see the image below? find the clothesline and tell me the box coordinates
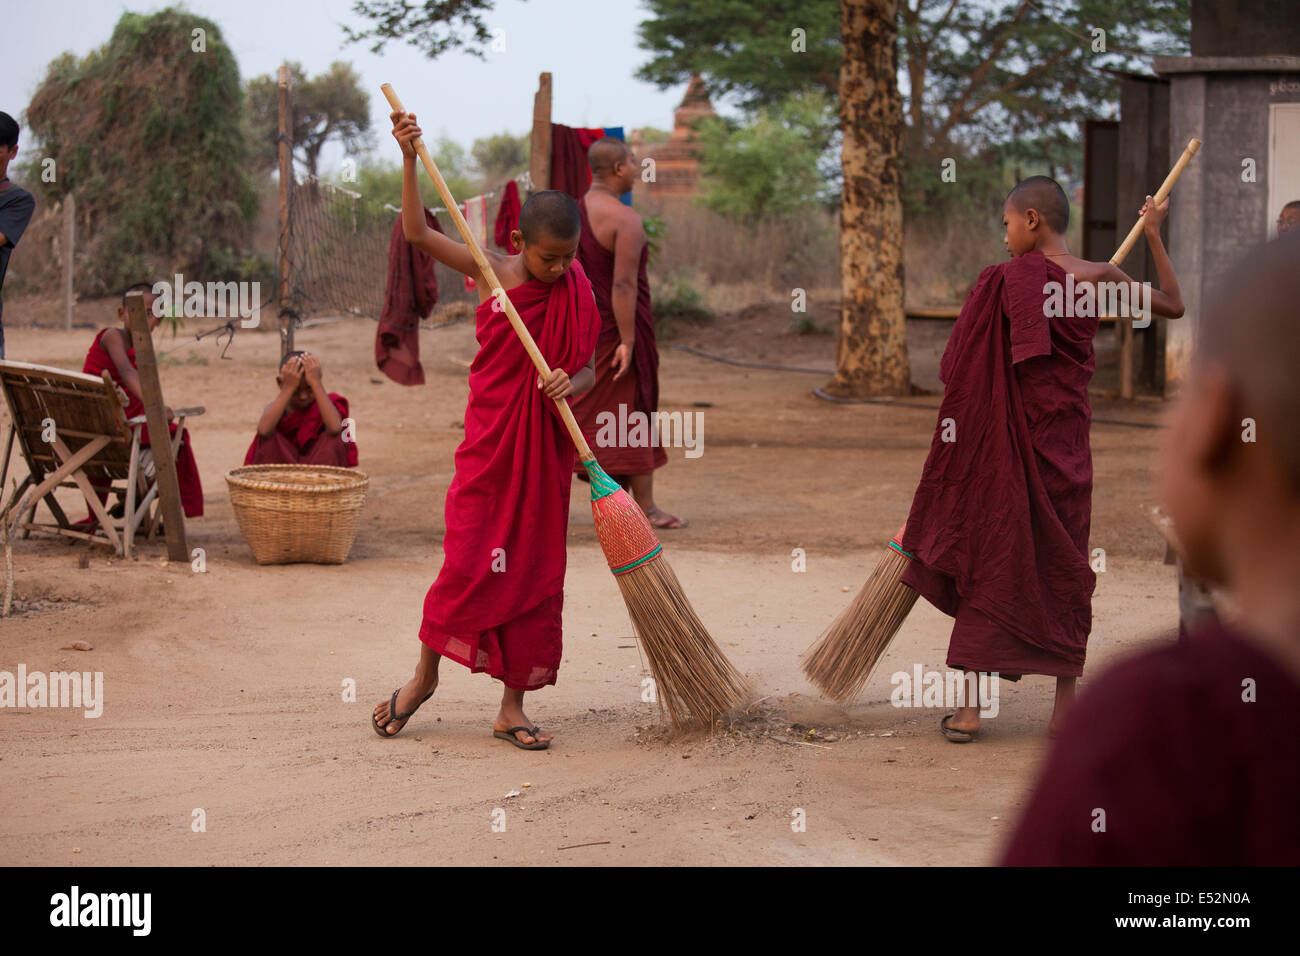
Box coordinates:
[383,169,533,216]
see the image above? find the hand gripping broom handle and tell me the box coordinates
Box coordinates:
[1109,137,1201,267]
[382,83,598,463]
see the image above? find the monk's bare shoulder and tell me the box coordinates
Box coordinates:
[611,203,646,245]
[1063,257,1118,284]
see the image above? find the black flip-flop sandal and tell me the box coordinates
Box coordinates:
[372,688,434,738]
[493,725,549,750]
[940,713,977,743]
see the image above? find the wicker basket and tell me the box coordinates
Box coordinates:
[225,465,369,565]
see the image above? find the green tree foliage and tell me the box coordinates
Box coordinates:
[637,126,673,145]
[341,131,480,208]
[637,0,841,108]
[635,0,1189,214]
[343,0,499,57]
[471,131,528,188]
[23,7,259,295]
[246,61,373,179]
[693,91,838,222]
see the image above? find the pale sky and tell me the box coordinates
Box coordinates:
[1,0,717,175]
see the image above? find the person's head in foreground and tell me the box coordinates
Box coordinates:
[1161,231,1300,614]
[278,350,320,410]
[0,111,20,178]
[1276,199,1300,236]
[117,281,162,333]
[587,136,637,195]
[1002,175,1070,257]
[999,231,1300,866]
[509,190,581,285]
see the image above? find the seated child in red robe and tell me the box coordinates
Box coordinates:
[79,282,204,525]
[244,351,357,467]
[371,108,599,751]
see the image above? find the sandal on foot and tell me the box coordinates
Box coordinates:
[646,509,689,530]
[493,725,549,750]
[372,688,434,738]
[941,713,977,743]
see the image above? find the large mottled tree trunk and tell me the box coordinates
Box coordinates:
[824,0,909,398]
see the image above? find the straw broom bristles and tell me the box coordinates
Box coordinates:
[587,462,749,728]
[613,550,751,728]
[802,544,919,703]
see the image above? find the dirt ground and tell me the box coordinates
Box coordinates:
[0,296,1178,866]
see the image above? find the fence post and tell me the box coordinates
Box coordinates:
[530,72,552,193]
[63,193,75,330]
[277,64,294,358]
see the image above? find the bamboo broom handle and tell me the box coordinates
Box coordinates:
[381,83,597,462]
[1110,137,1201,266]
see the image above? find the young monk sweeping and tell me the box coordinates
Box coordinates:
[78,282,204,526]
[371,109,599,749]
[244,351,357,467]
[1002,231,1300,865]
[899,176,1184,742]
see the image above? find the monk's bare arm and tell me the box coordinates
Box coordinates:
[611,211,645,344]
[540,353,596,402]
[1138,195,1184,318]
[103,330,145,407]
[569,352,596,398]
[393,110,483,282]
[104,329,173,423]
[257,360,299,438]
[302,356,344,435]
[399,156,485,280]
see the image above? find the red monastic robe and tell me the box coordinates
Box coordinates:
[419,261,600,690]
[900,250,1096,677]
[243,393,357,467]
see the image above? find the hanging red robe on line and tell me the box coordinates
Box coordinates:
[493,179,522,253]
[376,210,442,387]
[82,328,204,518]
[900,250,1097,677]
[419,260,600,690]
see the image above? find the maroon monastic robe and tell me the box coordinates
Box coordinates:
[1002,620,1300,865]
[568,195,667,477]
[901,250,1096,677]
[376,211,442,386]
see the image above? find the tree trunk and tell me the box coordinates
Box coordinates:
[823,0,909,399]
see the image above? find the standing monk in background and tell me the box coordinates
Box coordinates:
[570,137,686,529]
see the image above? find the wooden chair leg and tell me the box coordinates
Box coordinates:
[0,424,14,493]
[48,436,120,554]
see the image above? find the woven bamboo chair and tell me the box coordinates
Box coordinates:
[0,359,203,557]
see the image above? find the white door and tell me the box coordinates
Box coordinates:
[1267,103,1300,238]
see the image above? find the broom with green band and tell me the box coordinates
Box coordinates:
[381,83,748,729]
[803,139,1203,703]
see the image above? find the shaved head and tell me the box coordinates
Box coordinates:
[1007,176,1070,235]
[588,136,631,176]
[1198,230,1300,489]
[518,189,581,244]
